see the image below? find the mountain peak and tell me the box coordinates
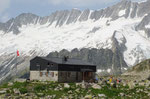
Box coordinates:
[0,0,150,83]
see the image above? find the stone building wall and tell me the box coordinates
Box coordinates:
[30,70,95,82]
[30,70,58,81]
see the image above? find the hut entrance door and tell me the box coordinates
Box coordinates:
[83,72,92,81]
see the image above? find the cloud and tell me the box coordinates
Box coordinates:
[0,0,10,14]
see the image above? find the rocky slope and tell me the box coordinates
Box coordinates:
[123,58,150,80]
[0,0,150,83]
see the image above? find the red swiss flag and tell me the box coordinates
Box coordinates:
[17,50,19,56]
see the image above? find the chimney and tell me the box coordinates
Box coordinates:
[63,56,68,62]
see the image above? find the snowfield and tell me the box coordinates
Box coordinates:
[0,16,150,66]
[1,0,150,83]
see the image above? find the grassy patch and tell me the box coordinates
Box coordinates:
[19,88,28,94]
[0,81,150,98]
[11,82,29,88]
[0,83,8,88]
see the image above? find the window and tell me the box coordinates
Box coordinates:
[48,72,51,76]
[45,71,48,77]
[51,64,54,67]
[46,63,50,71]
[36,63,41,70]
[55,73,58,76]
[67,72,71,77]
[47,63,50,68]
[40,72,43,77]
[51,72,54,77]
[36,63,40,67]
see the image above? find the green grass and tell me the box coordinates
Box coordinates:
[0,83,8,88]
[11,81,29,88]
[0,81,150,98]
[19,88,28,94]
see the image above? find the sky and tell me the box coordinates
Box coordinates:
[0,0,146,23]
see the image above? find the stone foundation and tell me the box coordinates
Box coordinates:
[30,71,58,81]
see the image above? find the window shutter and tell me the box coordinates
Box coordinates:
[46,72,48,77]
[51,72,54,77]
[40,72,43,77]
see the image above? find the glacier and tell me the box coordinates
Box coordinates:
[0,0,150,83]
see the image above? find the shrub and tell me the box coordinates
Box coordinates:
[34,84,46,92]
[19,88,28,94]
[12,82,23,88]
[6,90,10,93]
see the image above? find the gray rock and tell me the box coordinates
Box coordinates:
[136,13,150,38]
[92,84,101,89]
[13,88,20,95]
[79,9,90,22]
[90,10,104,21]
[98,94,106,97]
[120,93,125,97]
[0,90,6,94]
[66,9,81,24]
[88,27,100,33]
[8,82,13,86]
[84,95,92,99]
[64,83,70,88]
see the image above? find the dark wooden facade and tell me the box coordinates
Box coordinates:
[30,56,96,82]
[30,56,96,72]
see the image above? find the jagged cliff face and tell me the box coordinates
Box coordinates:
[0,0,150,83]
[1,0,150,34]
[47,48,128,75]
[136,13,150,37]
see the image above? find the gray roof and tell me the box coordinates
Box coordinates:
[40,57,95,66]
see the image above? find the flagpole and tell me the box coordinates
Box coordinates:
[16,50,19,76]
[16,50,17,76]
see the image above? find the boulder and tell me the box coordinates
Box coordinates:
[64,83,70,88]
[98,94,106,97]
[120,93,125,97]
[84,95,92,99]
[13,88,20,95]
[8,82,13,86]
[0,90,6,94]
[128,81,135,89]
[92,84,101,89]
[68,90,73,94]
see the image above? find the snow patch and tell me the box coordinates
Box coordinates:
[145,24,150,28]
[135,0,148,4]
[118,10,126,16]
